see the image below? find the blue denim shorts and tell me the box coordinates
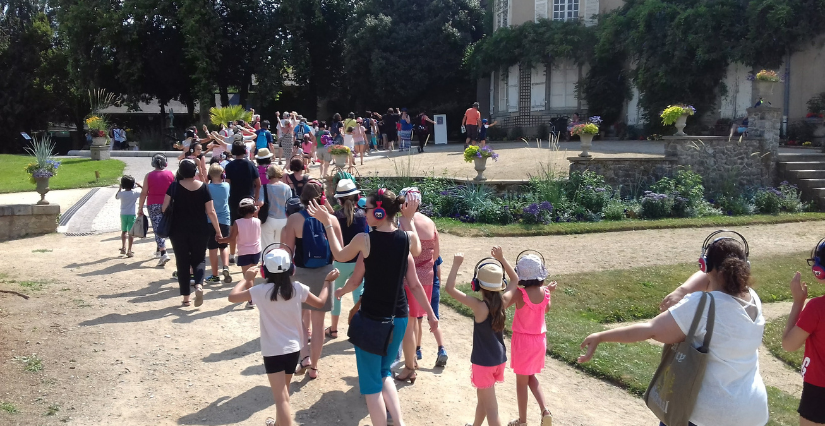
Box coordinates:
[430,284,440,319]
[237,252,261,267]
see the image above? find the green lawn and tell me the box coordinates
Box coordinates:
[440,252,813,418]
[435,213,825,237]
[764,315,805,370]
[0,155,125,193]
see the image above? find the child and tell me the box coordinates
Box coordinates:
[343,126,355,167]
[446,247,519,426]
[428,255,449,367]
[782,239,825,426]
[218,198,261,308]
[115,175,141,257]
[508,252,556,426]
[479,119,498,148]
[206,164,232,284]
[228,248,338,426]
[301,134,313,168]
[256,148,273,185]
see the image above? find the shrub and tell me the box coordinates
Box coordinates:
[522,201,554,224]
[754,188,782,215]
[716,195,753,216]
[508,126,525,140]
[640,192,673,219]
[778,181,805,213]
[566,171,613,214]
[651,169,704,217]
[603,199,627,221]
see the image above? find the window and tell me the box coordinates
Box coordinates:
[535,0,548,21]
[553,0,579,21]
[531,65,546,111]
[489,72,495,114]
[499,70,507,114]
[496,0,510,29]
[549,60,578,109]
[507,65,519,113]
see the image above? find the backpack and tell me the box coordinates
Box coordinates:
[285,173,308,215]
[298,210,332,268]
[295,124,308,140]
[256,130,269,149]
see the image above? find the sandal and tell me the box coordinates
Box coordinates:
[324,327,338,339]
[126,251,134,258]
[119,248,126,254]
[393,367,417,384]
[541,409,553,426]
[295,356,311,375]
[265,417,276,426]
[308,367,318,380]
[181,300,191,307]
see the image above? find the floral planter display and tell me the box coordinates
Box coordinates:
[579,133,594,157]
[333,154,349,166]
[674,114,689,136]
[35,177,50,205]
[473,157,488,181]
[91,136,108,146]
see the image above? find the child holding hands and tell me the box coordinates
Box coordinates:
[782,239,825,426]
[446,247,519,426]
[218,198,261,308]
[116,175,142,257]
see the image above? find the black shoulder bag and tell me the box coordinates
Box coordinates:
[156,181,177,238]
[259,184,270,224]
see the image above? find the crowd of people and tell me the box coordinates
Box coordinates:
[110,109,825,426]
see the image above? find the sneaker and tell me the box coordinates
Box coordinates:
[229,256,236,265]
[154,251,161,258]
[157,254,171,267]
[245,301,255,309]
[222,268,232,283]
[386,410,395,426]
[172,270,178,278]
[435,347,448,367]
[206,275,220,284]
[416,348,422,360]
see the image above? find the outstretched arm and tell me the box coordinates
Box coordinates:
[444,254,487,319]
[660,271,709,312]
[579,311,685,363]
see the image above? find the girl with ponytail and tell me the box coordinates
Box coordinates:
[581,231,768,426]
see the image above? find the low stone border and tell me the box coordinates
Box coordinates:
[0,204,60,241]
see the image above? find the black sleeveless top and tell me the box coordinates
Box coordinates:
[470,302,507,367]
[361,229,409,318]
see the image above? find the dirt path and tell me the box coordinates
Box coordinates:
[0,221,820,425]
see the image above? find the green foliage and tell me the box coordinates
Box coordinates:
[660,105,696,126]
[0,402,18,414]
[807,92,825,115]
[763,315,804,370]
[209,106,252,126]
[640,192,673,219]
[0,155,124,193]
[603,199,627,221]
[14,354,43,372]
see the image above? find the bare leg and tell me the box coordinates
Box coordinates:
[432,325,445,348]
[219,247,229,269]
[528,374,548,414]
[330,314,339,333]
[415,318,423,351]
[309,310,325,378]
[365,392,388,426]
[209,248,219,276]
[478,387,502,426]
[516,374,529,423]
[800,416,824,426]
[472,397,486,426]
[121,232,126,251]
[402,317,416,370]
[381,376,405,426]
[266,371,294,426]
[127,235,134,253]
[229,241,236,259]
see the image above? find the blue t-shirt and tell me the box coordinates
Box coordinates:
[433,256,443,286]
[255,129,273,150]
[208,182,231,225]
[400,118,413,131]
[294,123,312,140]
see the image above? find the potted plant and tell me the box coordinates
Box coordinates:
[24,135,60,205]
[463,145,499,181]
[329,145,351,167]
[570,117,601,157]
[753,69,780,101]
[660,104,696,136]
[86,115,110,146]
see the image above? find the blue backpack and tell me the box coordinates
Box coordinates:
[298,210,332,268]
[256,130,269,150]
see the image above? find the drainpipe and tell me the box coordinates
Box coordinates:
[783,52,791,137]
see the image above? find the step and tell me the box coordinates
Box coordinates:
[777,153,825,162]
[787,170,825,179]
[780,162,825,172]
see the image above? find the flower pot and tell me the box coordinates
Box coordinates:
[578,133,594,157]
[754,81,778,105]
[91,136,108,146]
[333,154,348,166]
[35,176,50,205]
[473,157,488,181]
[674,114,689,136]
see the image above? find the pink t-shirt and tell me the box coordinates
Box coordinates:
[146,170,175,205]
[235,217,261,256]
[258,165,269,185]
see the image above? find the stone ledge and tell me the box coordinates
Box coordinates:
[567,156,676,162]
[0,204,60,216]
[0,203,60,241]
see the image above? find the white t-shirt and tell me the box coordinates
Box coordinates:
[668,290,768,426]
[249,281,310,356]
[116,190,141,216]
[343,134,354,149]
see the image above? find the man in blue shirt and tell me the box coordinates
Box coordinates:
[254,120,274,155]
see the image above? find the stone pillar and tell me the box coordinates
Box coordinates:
[90,145,110,161]
[746,107,781,153]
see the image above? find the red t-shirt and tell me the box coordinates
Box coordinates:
[464,108,480,126]
[797,295,825,387]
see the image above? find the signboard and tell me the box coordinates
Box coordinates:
[433,114,447,145]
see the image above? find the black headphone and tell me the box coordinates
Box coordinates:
[260,243,295,278]
[515,249,546,274]
[699,230,750,273]
[807,238,825,279]
[471,257,506,292]
[373,188,387,220]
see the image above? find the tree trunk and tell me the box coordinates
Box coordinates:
[73,118,86,150]
[220,85,229,107]
[186,100,195,124]
[238,71,251,108]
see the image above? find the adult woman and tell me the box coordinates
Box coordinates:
[307,189,437,426]
[414,111,435,153]
[330,113,344,146]
[316,123,332,177]
[395,187,445,381]
[352,118,368,165]
[259,165,291,250]
[580,234,768,426]
[281,181,334,380]
[137,153,175,267]
[282,158,309,197]
[162,159,223,307]
[185,141,207,181]
[324,179,369,339]
[398,109,413,152]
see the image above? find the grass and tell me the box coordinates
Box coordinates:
[767,386,802,426]
[441,251,816,401]
[435,213,825,237]
[13,354,43,372]
[18,280,50,291]
[0,402,18,414]
[45,404,59,416]
[764,315,805,369]
[0,155,125,193]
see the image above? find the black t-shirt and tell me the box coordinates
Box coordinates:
[166,181,213,236]
[362,229,409,318]
[383,113,400,132]
[363,118,372,135]
[224,158,258,202]
[287,173,309,197]
[330,120,344,137]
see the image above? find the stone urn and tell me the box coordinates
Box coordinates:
[91,136,108,146]
[674,114,689,136]
[333,153,349,167]
[578,133,594,157]
[35,176,50,205]
[754,81,778,105]
[473,157,488,181]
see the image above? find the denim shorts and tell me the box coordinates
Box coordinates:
[430,284,440,319]
[237,251,261,267]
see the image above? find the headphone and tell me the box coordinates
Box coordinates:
[515,249,546,274]
[471,257,507,292]
[698,230,750,273]
[260,243,295,279]
[307,179,327,205]
[151,153,167,169]
[808,238,825,279]
[373,188,387,220]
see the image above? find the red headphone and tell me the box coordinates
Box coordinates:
[373,188,387,220]
[307,179,326,205]
[260,243,295,278]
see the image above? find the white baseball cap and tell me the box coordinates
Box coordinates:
[264,249,292,273]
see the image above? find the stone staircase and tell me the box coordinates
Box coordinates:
[777,152,825,209]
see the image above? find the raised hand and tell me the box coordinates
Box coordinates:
[578,333,602,363]
[400,196,420,218]
[546,281,558,293]
[790,271,808,303]
[491,246,504,262]
[325,268,341,282]
[453,253,464,265]
[306,199,333,225]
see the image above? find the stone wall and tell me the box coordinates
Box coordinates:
[0,204,60,241]
[568,157,676,197]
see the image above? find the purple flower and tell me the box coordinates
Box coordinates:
[539,201,553,212]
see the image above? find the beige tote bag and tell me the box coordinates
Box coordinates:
[644,292,716,426]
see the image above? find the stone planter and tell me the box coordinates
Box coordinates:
[90,145,110,160]
[754,80,778,104]
[333,153,348,166]
[473,157,488,181]
[578,133,595,157]
[91,136,108,146]
[35,177,50,205]
[674,114,689,136]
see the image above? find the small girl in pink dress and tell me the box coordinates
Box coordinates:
[507,251,556,426]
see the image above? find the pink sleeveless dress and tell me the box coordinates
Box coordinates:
[405,237,436,318]
[510,286,550,375]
